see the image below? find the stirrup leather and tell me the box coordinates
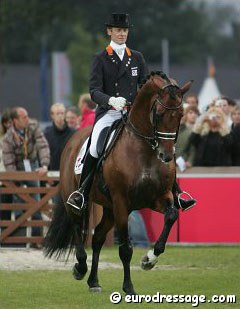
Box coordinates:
[67,190,85,211]
[177,191,196,210]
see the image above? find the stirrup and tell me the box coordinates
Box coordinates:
[67,190,85,212]
[177,191,196,211]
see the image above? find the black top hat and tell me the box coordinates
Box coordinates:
[105,13,131,28]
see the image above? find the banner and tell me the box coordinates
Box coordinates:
[52,52,72,106]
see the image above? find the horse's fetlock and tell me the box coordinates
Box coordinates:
[154,245,165,256]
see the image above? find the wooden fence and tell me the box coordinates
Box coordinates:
[0,171,113,247]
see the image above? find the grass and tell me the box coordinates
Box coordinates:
[0,246,239,309]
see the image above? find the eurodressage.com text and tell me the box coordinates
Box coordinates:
[109,292,237,307]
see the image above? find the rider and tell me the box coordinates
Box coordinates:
[67,13,196,212]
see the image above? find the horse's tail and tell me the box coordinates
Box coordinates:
[43,195,89,260]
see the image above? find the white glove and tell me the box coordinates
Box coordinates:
[108,97,126,111]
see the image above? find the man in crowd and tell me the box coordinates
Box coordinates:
[2,107,50,239]
[3,107,49,174]
[44,102,76,171]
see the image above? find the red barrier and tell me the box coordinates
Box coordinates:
[178,177,240,243]
[140,168,240,243]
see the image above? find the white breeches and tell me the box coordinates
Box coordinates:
[90,109,124,158]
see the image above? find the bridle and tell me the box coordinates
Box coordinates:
[122,82,183,151]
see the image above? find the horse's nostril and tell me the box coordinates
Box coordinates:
[159,153,173,163]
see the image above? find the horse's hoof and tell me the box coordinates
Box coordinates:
[141,250,158,271]
[89,286,102,293]
[72,263,87,280]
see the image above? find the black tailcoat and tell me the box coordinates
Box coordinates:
[89,46,148,121]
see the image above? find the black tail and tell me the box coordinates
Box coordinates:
[43,195,89,260]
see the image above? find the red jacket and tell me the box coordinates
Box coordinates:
[78,109,96,130]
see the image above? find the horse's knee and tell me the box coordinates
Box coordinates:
[119,240,133,263]
[165,206,178,225]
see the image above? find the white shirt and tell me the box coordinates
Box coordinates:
[110,40,126,61]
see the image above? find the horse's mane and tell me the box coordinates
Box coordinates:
[139,71,170,89]
[139,71,178,99]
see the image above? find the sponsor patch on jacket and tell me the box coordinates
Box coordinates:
[131,67,138,76]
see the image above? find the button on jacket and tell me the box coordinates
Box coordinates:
[89,46,148,121]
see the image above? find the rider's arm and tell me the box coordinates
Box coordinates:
[89,54,111,108]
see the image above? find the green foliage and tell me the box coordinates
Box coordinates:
[67,24,107,104]
[0,247,240,308]
[1,0,240,100]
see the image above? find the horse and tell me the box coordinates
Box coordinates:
[44,71,192,295]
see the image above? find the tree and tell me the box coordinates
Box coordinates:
[67,23,107,104]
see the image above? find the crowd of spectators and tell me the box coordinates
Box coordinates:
[0,94,96,244]
[175,94,240,170]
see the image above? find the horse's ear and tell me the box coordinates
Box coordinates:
[180,80,193,95]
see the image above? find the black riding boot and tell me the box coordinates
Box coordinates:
[172,180,196,211]
[67,152,98,212]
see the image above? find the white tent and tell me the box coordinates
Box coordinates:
[198,63,221,113]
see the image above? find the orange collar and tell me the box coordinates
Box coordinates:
[106,45,131,56]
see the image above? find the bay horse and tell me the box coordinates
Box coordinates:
[44,71,192,294]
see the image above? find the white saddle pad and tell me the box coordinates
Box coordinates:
[74,130,116,175]
[74,138,89,174]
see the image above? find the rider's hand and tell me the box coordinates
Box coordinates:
[108,97,126,111]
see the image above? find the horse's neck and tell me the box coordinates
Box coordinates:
[129,84,156,134]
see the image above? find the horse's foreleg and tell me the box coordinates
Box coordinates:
[114,202,136,295]
[119,237,135,295]
[87,207,114,292]
[141,200,178,270]
[72,224,88,280]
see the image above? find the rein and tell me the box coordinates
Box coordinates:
[122,83,183,151]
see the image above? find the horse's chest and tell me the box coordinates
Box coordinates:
[129,167,172,208]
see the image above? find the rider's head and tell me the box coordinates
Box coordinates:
[106,13,131,45]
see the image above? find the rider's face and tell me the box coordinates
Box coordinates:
[107,27,129,45]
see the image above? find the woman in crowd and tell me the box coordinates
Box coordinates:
[230,104,240,166]
[188,106,232,166]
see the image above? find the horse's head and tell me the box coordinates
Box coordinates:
[129,71,192,163]
[150,72,192,163]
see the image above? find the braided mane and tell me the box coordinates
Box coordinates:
[139,71,178,100]
[139,71,169,89]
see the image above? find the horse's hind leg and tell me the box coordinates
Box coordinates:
[141,200,178,270]
[87,207,114,292]
[72,224,88,280]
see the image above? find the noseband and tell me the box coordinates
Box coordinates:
[123,82,183,151]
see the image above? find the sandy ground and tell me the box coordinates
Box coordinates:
[0,248,123,271]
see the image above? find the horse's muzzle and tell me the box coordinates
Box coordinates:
[158,152,173,164]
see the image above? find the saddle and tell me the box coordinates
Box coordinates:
[96,117,125,168]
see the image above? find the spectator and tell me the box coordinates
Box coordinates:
[3,107,49,173]
[214,97,234,128]
[66,106,80,129]
[175,105,199,168]
[44,102,76,171]
[2,107,50,239]
[188,106,232,166]
[230,105,240,166]
[77,93,96,130]
[185,94,199,109]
